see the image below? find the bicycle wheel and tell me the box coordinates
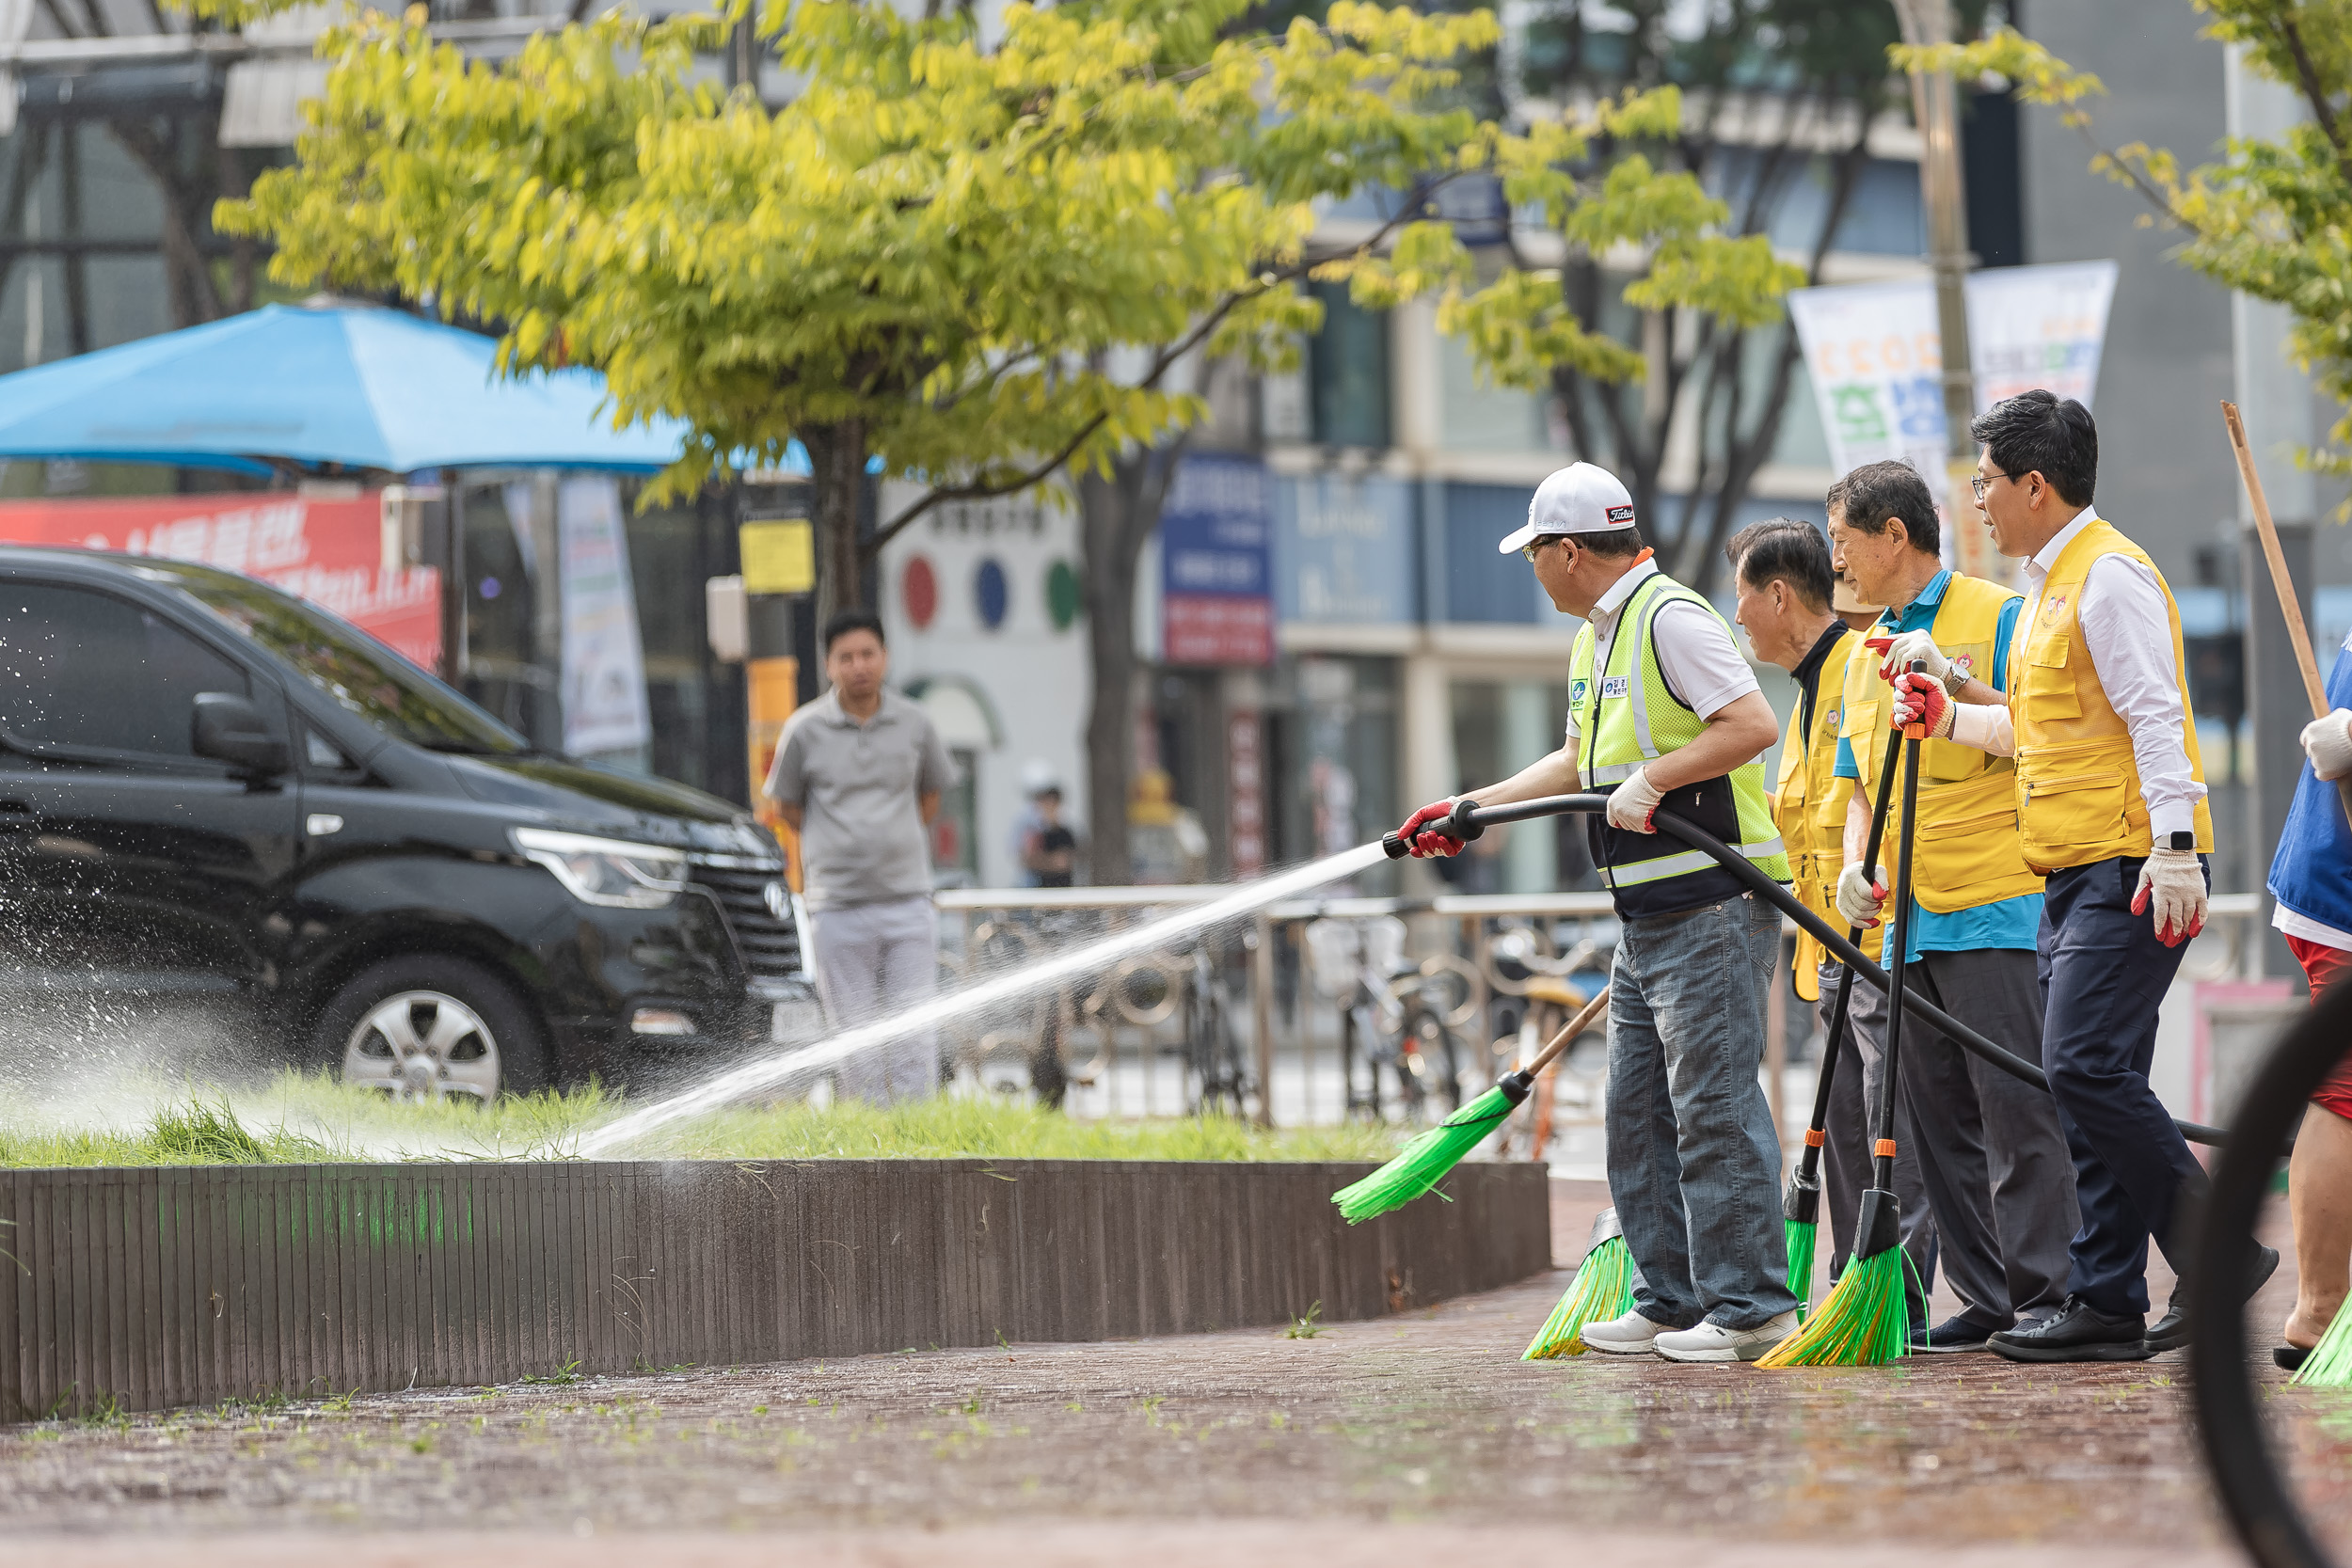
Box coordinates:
[2189,978,2352,1568]
[1404,1003,1466,1116]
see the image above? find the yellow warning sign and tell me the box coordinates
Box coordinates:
[739,519,815,595]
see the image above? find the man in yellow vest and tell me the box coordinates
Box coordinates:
[1726,515,1937,1337]
[1890,390,2278,1361]
[1396,462,1796,1362]
[1827,458,2078,1354]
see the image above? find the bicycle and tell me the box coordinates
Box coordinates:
[1306,916,1471,1124]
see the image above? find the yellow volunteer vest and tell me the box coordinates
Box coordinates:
[1772,626,1861,1000]
[1842,574,2044,913]
[2009,518,2214,872]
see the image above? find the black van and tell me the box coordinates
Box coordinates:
[0,546,813,1100]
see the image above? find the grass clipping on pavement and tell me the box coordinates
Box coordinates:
[0,1073,1405,1168]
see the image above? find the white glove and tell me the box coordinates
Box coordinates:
[1876,629,1950,688]
[2131,847,2208,948]
[1606,766,1664,833]
[2304,709,2352,782]
[1835,861,1886,928]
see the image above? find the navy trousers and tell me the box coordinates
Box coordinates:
[2037,855,2208,1317]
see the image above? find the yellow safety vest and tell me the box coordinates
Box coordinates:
[1772,626,1861,1001]
[2010,518,2214,872]
[1842,574,2044,914]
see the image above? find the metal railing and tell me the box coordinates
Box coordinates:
[930,883,2271,1138]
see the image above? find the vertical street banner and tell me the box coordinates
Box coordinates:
[0,491,441,666]
[1159,453,1275,666]
[556,476,653,757]
[1787,260,2122,507]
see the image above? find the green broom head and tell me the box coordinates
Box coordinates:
[1331,1071,1530,1224]
[2293,1291,2352,1387]
[1524,1208,1636,1359]
[1782,1164,1821,1320]
[1755,1187,1911,1370]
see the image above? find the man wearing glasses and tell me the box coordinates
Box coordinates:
[1393,462,1798,1363]
[1888,388,2277,1361]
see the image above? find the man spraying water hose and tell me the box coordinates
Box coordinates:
[1888,391,2277,1362]
[1397,461,1799,1364]
[1827,460,2079,1356]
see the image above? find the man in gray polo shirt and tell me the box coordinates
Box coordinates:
[766,609,956,1103]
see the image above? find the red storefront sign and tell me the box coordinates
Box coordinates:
[0,492,441,670]
[1163,594,1273,666]
[1226,707,1266,878]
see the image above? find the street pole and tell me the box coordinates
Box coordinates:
[1894,0,1995,581]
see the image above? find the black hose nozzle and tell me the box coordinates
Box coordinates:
[1382,800,1490,860]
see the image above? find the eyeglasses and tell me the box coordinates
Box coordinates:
[1968,471,2021,499]
[1521,537,1558,562]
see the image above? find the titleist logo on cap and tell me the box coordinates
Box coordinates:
[1607,504,1634,524]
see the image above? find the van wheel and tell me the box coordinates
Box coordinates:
[315,956,548,1102]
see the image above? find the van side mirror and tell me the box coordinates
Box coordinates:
[192,692,290,777]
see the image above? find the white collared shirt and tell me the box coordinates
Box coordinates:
[1563,556,1759,752]
[1948,506,2205,839]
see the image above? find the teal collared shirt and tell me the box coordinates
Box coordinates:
[1833,569,2042,962]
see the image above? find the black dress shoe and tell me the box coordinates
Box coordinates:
[2276,1344,2312,1372]
[1989,1296,2153,1363]
[2146,1243,2280,1353]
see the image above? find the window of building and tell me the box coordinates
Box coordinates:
[1308,281,1391,450]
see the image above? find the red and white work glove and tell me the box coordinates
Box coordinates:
[2132,848,2208,948]
[1835,861,1887,928]
[1887,671,1956,740]
[2303,709,2352,782]
[1605,765,1664,833]
[1397,799,1465,858]
[1870,630,1952,689]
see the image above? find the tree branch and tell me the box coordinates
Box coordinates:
[2276,10,2352,192]
[867,170,1473,551]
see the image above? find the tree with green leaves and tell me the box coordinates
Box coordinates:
[1361,0,1963,592]
[1904,4,2352,498]
[215,0,1495,631]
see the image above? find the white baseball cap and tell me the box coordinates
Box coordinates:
[1498,462,1637,554]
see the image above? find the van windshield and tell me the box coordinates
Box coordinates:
[170,571,528,755]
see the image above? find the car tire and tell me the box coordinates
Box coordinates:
[314,954,549,1102]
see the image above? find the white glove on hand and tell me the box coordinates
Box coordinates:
[2131,847,2208,948]
[1606,766,1664,833]
[2303,709,2352,782]
[1835,862,1887,928]
[1877,629,1950,687]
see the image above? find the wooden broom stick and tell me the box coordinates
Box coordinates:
[2221,401,2352,831]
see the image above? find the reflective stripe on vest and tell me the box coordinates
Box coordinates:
[2009,518,2213,873]
[1843,575,2043,914]
[1773,626,1861,1001]
[1569,573,1791,898]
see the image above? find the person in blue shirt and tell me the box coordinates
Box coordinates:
[2267,629,2352,1369]
[1824,460,2080,1354]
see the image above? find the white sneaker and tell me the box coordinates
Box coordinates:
[1578,1309,1671,1355]
[1654,1311,1800,1363]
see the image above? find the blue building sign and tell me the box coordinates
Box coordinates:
[1273,472,1416,626]
[1161,453,1273,664]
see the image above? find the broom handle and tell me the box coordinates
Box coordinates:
[1792,719,1908,1171]
[2223,401,2352,832]
[1868,715,1927,1187]
[1523,986,1612,1078]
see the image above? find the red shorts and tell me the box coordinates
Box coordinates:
[2291,935,2352,1121]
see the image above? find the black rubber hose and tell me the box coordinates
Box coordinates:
[1384,792,2229,1147]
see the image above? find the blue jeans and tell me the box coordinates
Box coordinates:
[1607,891,1796,1330]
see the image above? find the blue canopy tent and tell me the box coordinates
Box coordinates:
[0,301,809,477]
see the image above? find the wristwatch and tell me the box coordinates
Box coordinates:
[1940,664,1968,697]
[2169,831,2196,851]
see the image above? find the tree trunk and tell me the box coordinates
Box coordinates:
[803,418,871,635]
[1080,462,1143,887]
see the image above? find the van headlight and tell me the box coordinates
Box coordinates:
[512,828,688,910]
